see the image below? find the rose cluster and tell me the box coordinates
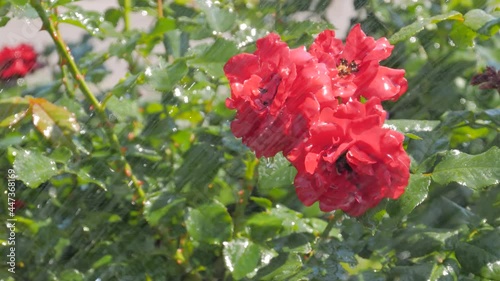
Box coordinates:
[224,24,410,216]
[0,44,38,81]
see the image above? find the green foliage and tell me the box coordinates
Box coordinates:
[0,0,498,280]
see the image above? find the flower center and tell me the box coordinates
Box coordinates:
[335,154,353,174]
[258,73,282,106]
[337,58,359,78]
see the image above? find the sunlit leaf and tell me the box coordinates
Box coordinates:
[432,147,500,189]
[29,97,80,147]
[223,238,261,280]
[389,11,463,44]
[0,96,30,127]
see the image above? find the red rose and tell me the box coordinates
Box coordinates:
[0,44,38,81]
[224,33,335,157]
[286,98,410,216]
[309,24,407,102]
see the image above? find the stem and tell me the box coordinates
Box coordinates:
[123,0,131,32]
[233,157,259,234]
[157,0,163,18]
[30,0,145,203]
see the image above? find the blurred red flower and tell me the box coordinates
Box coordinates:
[0,44,38,81]
[309,24,407,101]
[286,98,410,216]
[224,33,335,157]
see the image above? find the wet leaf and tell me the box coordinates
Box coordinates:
[29,97,80,147]
[148,59,188,92]
[432,147,500,189]
[188,38,239,77]
[13,149,59,188]
[144,193,185,226]
[456,241,500,279]
[196,0,236,32]
[253,253,303,281]
[185,201,233,245]
[389,11,463,44]
[174,143,223,190]
[385,119,440,133]
[387,174,430,218]
[463,9,495,31]
[105,96,140,122]
[223,238,261,280]
[258,153,297,198]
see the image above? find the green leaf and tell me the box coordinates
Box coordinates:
[257,153,297,196]
[58,269,84,281]
[250,196,273,210]
[148,59,188,92]
[196,0,236,32]
[389,11,463,44]
[432,147,500,189]
[174,143,223,190]
[188,38,239,77]
[13,149,59,188]
[223,238,261,280]
[0,16,10,27]
[149,17,176,37]
[144,193,185,226]
[463,9,495,31]
[253,253,303,281]
[29,97,80,147]
[186,201,233,245]
[246,213,284,242]
[0,96,30,127]
[105,96,140,122]
[456,241,500,279]
[449,21,476,48]
[384,119,440,133]
[92,255,113,269]
[387,174,430,218]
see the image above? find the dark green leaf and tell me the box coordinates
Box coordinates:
[432,147,500,189]
[185,201,233,245]
[456,241,500,279]
[174,143,223,190]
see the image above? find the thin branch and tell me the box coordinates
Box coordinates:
[30,0,145,203]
